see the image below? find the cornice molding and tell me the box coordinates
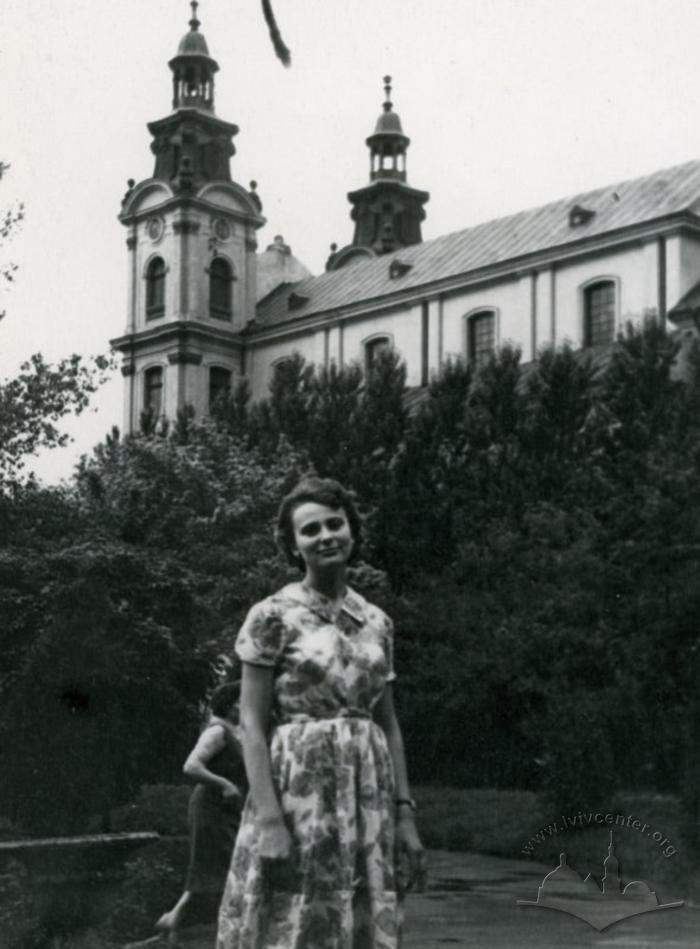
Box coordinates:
[111,319,244,353]
[168,351,203,365]
[147,110,239,137]
[119,183,266,231]
[248,215,700,345]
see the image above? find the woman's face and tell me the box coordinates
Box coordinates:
[291,502,354,574]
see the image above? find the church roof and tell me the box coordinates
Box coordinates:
[254,159,700,330]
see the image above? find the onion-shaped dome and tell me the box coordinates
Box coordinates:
[177,26,211,58]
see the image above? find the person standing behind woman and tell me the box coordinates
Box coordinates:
[156,682,247,944]
[217,477,426,949]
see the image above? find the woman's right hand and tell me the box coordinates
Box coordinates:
[221,780,241,803]
[257,814,293,860]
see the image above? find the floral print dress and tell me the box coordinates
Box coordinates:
[216,582,400,949]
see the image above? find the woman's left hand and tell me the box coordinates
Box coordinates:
[395,813,428,892]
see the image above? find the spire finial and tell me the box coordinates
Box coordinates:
[383,75,392,113]
[189,1,200,30]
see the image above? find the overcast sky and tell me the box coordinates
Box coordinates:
[3,0,700,482]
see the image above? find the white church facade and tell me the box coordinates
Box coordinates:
[111,7,700,427]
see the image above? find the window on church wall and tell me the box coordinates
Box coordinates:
[144,366,164,417]
[583,280,616,347]
[146,257,166,319]
[209,367,232,412]
[209,258,233,319]
[467,311,496,368]
[365,336,392,378]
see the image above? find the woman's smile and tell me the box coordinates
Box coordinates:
[291,502,354,572]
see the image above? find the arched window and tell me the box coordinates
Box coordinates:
[209,258,233,319]
[146,257,165,319]
[365,336,392,377]
[144,366,164,417]
[467,311,496,368]
[584,280,616,347]
[209,366,232,411]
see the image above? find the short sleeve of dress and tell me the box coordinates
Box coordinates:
[383,613,397,683]
[235,600,286,669]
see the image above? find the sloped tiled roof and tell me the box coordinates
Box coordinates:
[254,159,700,331]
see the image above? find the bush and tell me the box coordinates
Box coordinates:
[0,859,45,949]
[110,784,190,837]
[102,839,187,942]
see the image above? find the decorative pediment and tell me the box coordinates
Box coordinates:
[122,180,174,217]
[198,182,263,218]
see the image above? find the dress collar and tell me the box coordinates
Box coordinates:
[282,581,367,625]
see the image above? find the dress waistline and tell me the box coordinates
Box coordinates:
[276,710,372,726]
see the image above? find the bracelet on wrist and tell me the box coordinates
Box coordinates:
[395,797,417,812]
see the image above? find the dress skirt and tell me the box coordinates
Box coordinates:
[217,716,400,949]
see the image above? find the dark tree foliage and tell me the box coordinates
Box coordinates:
[221,325,700,825]
[4,321,700,849]
[0,422,304,833]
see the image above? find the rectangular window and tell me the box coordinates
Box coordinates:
[209,367,232,411]
[144,367,163,416]
[584,282,615,347]
[469,312,495,368]
[365,337,391,378]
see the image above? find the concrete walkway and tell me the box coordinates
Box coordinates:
[403,850,697,948]
[136,849,699,949]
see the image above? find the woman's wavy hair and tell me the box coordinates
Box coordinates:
[209,681,241,718]
[276,476,363,569]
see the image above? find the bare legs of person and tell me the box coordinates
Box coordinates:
[155,890,191,945]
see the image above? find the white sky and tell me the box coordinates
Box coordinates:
[3,0,700,483]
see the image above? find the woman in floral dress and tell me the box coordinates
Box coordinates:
[217,477,426,949]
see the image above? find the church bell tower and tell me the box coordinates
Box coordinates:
[327,77,429,271]
[111,3,265,432]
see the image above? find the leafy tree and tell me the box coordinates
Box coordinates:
[0,421,305,833]
[0,160,24,320]
[0,352,112,487]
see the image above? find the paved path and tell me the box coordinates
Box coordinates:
[403,850,697,948]
[135,850,699,949]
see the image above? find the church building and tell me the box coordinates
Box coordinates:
[111,6,700,428]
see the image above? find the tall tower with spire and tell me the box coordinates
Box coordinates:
[327,77,429,271]
[111,3,265,433]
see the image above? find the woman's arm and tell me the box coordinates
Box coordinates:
[183,725,240,800]
[374,685,427,891]
[238,662,292,859]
